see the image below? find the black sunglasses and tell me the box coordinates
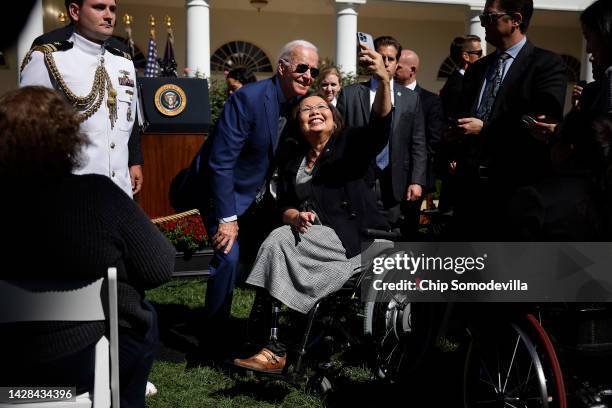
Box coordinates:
[282,59,319,78]
[478,12,509,25]
[466,49,483,57]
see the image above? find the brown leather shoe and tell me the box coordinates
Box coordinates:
[233,348,286,373]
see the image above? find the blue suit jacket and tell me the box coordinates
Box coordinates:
[196,76,282,219]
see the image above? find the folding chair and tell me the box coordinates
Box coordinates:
[0,267,120,408]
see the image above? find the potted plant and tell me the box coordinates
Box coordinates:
[154,210,213,277]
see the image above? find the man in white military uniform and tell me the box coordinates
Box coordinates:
[20,0,142,198]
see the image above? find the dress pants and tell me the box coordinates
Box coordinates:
[203,197,278,338]
[118,299,159,408]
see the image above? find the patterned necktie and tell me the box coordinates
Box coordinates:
[475,52,511,121]
[376,142,389,170]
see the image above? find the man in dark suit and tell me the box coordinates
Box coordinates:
[451,0,567,240]
[438,35,482,213]
[439,35,483,118]
[395,49,444,234]
[192,40,319,349]
[336,36,426,234]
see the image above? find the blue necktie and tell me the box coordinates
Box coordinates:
[476,52,510,121]
[376,142,389,170]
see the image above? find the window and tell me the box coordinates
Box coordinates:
[437,57,458,79]
[211,41,273,74]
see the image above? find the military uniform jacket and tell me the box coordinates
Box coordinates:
[20,31,138,197]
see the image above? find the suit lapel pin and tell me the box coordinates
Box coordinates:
[396,91,402,97]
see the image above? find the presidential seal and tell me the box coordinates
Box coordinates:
[154,84,187,117]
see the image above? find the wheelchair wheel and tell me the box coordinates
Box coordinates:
[463,314,566,408]
[363,294,436,382]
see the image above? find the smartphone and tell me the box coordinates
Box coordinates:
[521,114,537,126]
[357,31,375,51]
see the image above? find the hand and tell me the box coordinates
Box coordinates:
[358,43,389,82]
[572,84,583,108]
[406,184,422,201]
[457,117,484,135]
[529,115,557,143]
[129,165,143,194]
[293,211,316,234]
[212,221,238,254]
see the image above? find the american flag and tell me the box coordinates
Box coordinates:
[144,36,160,77]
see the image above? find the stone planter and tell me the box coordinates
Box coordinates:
[173,248,214,278]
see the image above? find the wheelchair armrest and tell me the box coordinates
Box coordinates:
[362,228,402,241]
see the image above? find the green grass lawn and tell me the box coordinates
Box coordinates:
[144,278,464,407]
[145,279,327,408]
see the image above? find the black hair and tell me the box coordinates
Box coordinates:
[226,68,256,86]
[581,0,612,64]
[494,0,534,33]
[65,0,83,11]
[373,36,402,60]
[449,35,481,64]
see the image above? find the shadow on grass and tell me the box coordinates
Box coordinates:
[211,376,296,404]
[151,300,255,369]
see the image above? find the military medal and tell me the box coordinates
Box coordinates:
[118,70,135,87]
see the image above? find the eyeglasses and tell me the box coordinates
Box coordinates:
[299,103,330,114]
[281,59,320,78]
[478,12,509,25]
[466,49,483,57]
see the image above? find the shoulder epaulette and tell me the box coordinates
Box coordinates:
[20,41,73,73]
[33,41,73,53]
[105,46,132,61]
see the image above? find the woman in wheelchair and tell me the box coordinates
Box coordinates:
[233,45,392,374]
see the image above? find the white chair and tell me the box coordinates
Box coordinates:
[0,268,120,408]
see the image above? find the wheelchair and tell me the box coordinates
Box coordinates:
[237,228,435,395]
[451,302,612,408]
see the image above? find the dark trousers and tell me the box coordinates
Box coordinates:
[119,300,159,408]
[374,167,421,239]
[203,197,279,336]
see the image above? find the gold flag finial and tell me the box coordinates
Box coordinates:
[123,13,133,27]
[58,12,67,24]
[164,15,172,29]
[148,15,156,39]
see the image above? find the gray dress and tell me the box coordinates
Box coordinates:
[246,157,360,314]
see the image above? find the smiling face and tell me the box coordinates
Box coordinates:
[319,73,341,102]
[69,0,116,43]
[278,46,319,99]
[298,95,334,142]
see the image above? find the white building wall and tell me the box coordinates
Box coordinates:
[0,0,586,96]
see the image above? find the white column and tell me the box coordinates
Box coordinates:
[335,1,365,77]
[186,0,210,79]
[466,5,487,56]
[580,38,594,83]
[17,0,44,82]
